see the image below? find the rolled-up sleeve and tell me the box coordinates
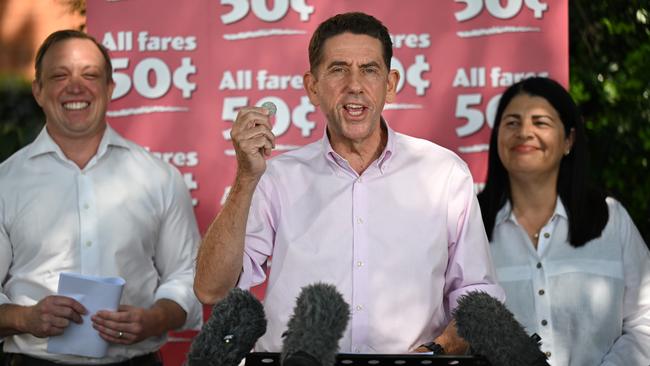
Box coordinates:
[153,168,202,330]
[237,173,277,290]
[443,163,505,315]
[600,201,650,365]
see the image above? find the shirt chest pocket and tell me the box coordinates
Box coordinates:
[545,259,625,320]
[545,259,624,280]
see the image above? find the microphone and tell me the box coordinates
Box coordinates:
[187,288,267,366]
[281,283,350,366]
[261,101,277,117]
[453,291,549,366]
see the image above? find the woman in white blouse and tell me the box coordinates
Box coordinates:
[478,77,650,366]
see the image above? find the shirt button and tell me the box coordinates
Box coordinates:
[536,262,542,269]
[538,289,545,295]
[543,233,550,238]
[356,261,364,267]
[545,351,552,358]
[356,305,363,311]
[354,348,360,353]
[357,177,363,183]
[83,203,89,210]
[541,319,548,326]
[356,217,364,224]
[85,241,92,247]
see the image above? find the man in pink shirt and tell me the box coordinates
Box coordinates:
[195,12,503,354]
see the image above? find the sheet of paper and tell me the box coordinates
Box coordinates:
[47,272,125,358]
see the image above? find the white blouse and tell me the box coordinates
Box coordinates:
[490,197,650,366]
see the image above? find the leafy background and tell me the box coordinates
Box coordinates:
[568,0,649,244]
[1,1,648,244]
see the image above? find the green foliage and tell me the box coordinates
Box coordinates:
[569,0,650,242]
[0,76,43,161]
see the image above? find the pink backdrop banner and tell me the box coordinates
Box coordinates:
[87,0,567,233]
[87,1,567,364]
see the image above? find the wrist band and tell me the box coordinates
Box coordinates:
[421,341,445,355]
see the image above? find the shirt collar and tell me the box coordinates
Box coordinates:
[96,124,131,156]
[322,117,395,174]
[495,200,512,226]
[495,195,568,226]
[26,124,130,162]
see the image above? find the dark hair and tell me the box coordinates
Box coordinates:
[478,77,608,247]
[35,29,113,85]
[308,12,393,73]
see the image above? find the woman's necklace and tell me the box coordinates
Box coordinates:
[529,230,541,249]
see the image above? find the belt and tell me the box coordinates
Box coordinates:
[6,352,161,366]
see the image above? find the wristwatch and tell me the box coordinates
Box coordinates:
[420,341,446,355]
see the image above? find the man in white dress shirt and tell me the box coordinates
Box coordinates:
[0,30,201,365]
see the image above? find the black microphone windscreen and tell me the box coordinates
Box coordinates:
[453,291,549,366]
[281,283,350,366]
[187,288,267,366]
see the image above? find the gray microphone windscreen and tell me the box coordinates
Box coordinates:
[453,291,549,366]
[281,283,350,366]
[187,288,267,366]
[261,101,277,117]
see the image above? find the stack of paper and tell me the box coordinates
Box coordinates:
[47,272,125,358]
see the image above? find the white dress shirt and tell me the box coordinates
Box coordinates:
[490,197,650,366]
[0,126,202,364]
[238,123,504,354]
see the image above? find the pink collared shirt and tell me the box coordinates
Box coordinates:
[238,124,504,353]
